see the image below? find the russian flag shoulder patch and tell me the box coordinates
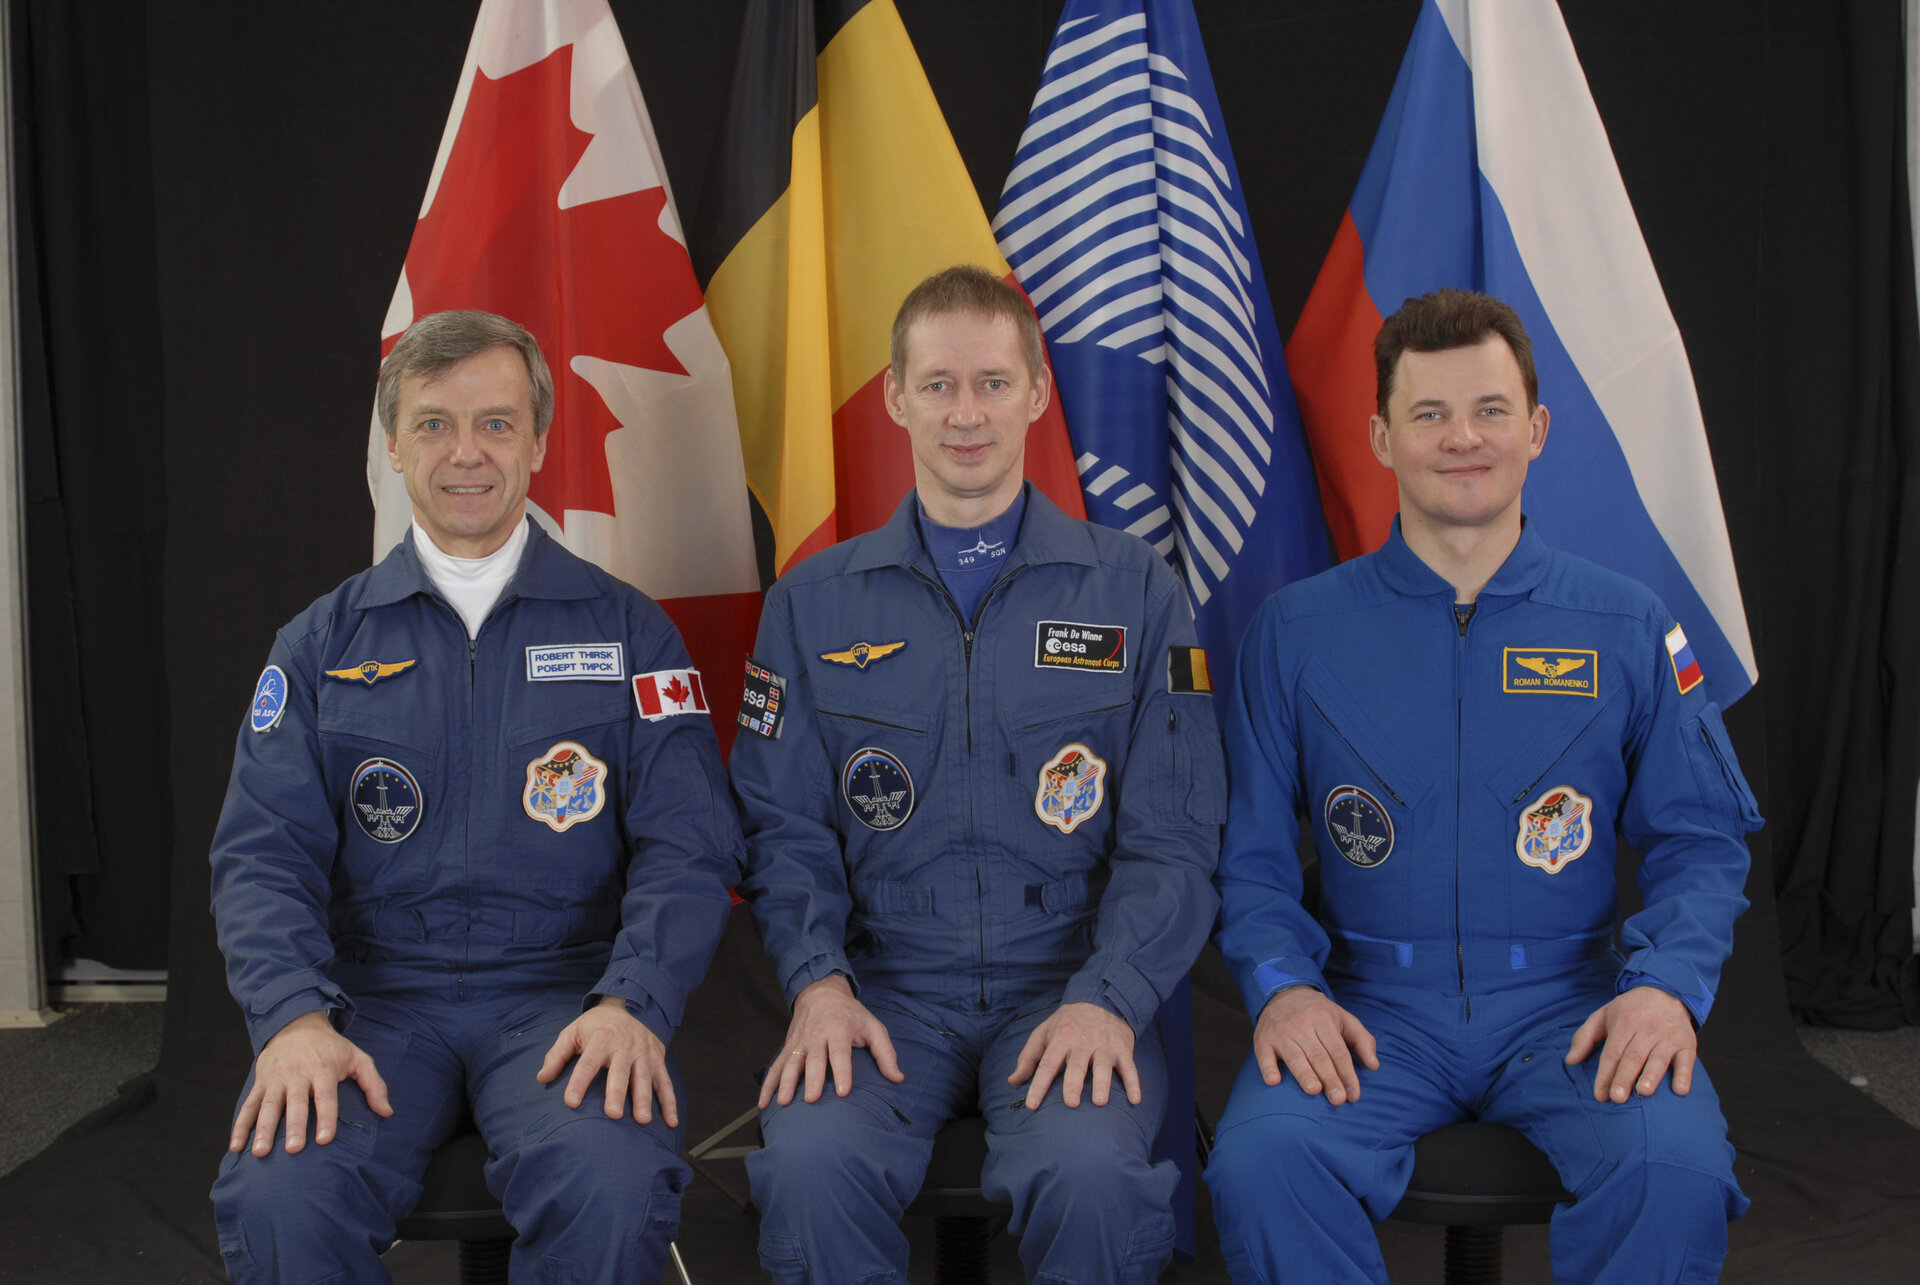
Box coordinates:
[1665,624,1704,695]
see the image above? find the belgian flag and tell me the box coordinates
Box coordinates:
[694,0,1086,580]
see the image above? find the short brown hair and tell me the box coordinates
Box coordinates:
[890,265,1046,381]
[377,310,555,437]
[1374,289,1537,416]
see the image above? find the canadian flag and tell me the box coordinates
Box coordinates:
[633,669,709,722]
[366,0,760,752]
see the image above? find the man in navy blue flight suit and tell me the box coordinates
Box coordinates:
[1204,289,1759,1283]
[207,310,741,1283]
[729,265,1225,1284]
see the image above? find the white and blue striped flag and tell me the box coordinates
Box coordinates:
[996,0,1330,693]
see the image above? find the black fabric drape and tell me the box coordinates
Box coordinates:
[10,0,172,969]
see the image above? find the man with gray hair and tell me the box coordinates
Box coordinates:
[208,309,741,1281]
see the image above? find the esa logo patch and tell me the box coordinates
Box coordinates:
[523,742,607,832]
[1503,648,1598,697]
[250,665,287,733]
[1035,743,1107,833]
[351,758,423,844]
[324,658,418,686]
[842,747,913,831]
[737,659,786,739]
[1034,622,1127,673]
[1324,785,1393,868]
[1516,785,1594,873]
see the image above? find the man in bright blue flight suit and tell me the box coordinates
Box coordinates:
[208,311,741,1283]
[1205,290,1760,1284]
[730,266,1224,1284]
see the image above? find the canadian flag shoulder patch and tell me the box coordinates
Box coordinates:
[633,668,708,722]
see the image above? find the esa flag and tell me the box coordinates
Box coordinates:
[693,0,1085,577]
[1288,0,1756,701]
[365,0,761,750]
[995,0,1329,689]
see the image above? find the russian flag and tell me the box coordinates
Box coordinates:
[1287,0,1757,701]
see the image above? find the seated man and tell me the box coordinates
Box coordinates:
[1205,289,1759,1284]
[208,309,741,1282]
[729,265,1224,1284]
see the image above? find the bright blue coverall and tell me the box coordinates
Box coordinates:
[1205,520,1760,1285]
[729,488,1225,1285]
[208,522,741,1284]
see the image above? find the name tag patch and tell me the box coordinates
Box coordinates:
[1034,621,1127,673]
[633,668,708,721]
[1503,648,1599,697]
[738,659,787,740]
[526,643,626,682]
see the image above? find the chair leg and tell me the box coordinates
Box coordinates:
[457,1236,513,1285]
[1442,1223,1504,1285]
[932,1214,998,1285]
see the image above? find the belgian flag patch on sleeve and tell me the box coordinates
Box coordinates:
[1167,646,1213,694]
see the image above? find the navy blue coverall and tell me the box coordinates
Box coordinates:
[1205,520,1759,1284]
[730,489,1224,1285]
[208,523,741,1284]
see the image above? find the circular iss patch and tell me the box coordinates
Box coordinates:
[351,757,424,845]
[1324,785,1393,868]
[842,747,914,831]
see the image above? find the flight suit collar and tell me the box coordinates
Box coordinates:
[846,483,1101,575]
[352,518,601,610]
[1374,514,1551,601]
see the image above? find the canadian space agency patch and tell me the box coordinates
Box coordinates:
[1324,785,1393,868]
[1035,743,1107,833]
[351,758,423,844]
[523,742,608,833]
[250,665,287,733]
[1515,785,1594,873]
[842,747,913,831]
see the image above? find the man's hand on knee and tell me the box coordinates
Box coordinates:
[1566,985,1697,1103]
[762,975,902,1109]
[1008,1001,1138,1110]
[231,1009,391,1158]
[1252,986,1379,1105]
[538,995,678,1127]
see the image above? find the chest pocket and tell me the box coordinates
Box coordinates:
[1483,685,1625,811]
[1299,658,1427,815]
[317,705,443,891]
[815,695,933,838]
[1013,696,1134,842]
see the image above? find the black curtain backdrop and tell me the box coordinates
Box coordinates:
[11,0,173,970]
[2,2,1917,1281]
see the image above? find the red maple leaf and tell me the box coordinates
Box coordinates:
[387,46,704,521]
[661,675,691,708]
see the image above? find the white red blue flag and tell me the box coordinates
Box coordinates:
[994,0,1330,693]
[366,0,762,749]
[1287,0,1757,701]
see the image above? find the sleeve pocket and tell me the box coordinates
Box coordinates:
[1682,706,1762,831]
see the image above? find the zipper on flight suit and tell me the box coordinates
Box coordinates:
[1452,602,1476,1020]
[909,564,1025,1011]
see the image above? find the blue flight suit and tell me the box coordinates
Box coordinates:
[1205,520,1759,1284]
[208,522,741,1284]
[730,488,1224,1285]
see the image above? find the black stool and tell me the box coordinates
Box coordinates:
[391,1124,692,1284]
[1389,1122,1572,1285]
